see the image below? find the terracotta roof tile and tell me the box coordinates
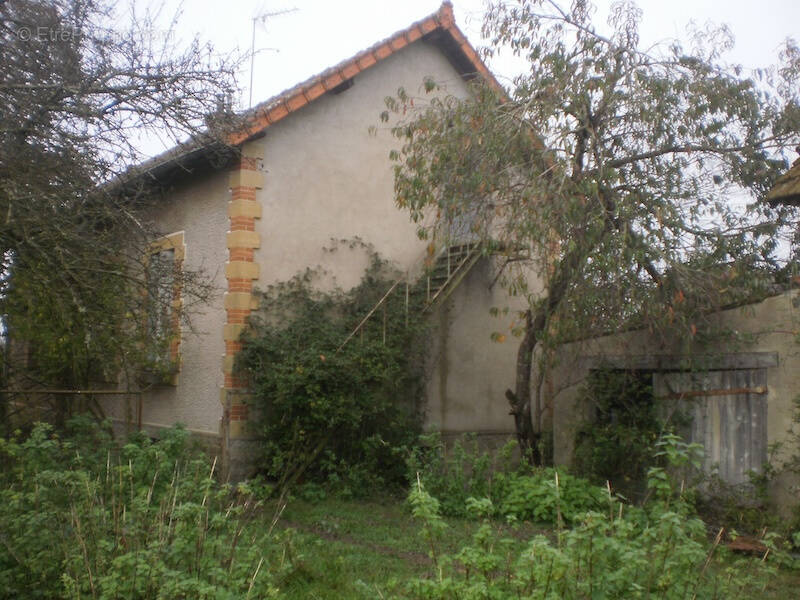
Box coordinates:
[324,72,345,89]
[341,62,360,79]
[374,43,392,60]
[305,82,326,102]
[228,1,502,145]
[132,3,503,182]
[357,54,377,70]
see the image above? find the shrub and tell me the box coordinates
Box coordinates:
[408,434,606,524]
[238,246,428,496]
[406,433,500,516]
[493,470,608,526]
[0,419,280,599]
[572,368,668,501]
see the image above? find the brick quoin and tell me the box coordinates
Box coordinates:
[230,186,257,201]
[226,309,251,324]
[230,216,255,231]
[230,404,249,420]
[224,374,249,389]
[225,340,243,354]
[239,156,258,171]
[224,159,261,431]
[229,248,254,261]
[228,278,252,293]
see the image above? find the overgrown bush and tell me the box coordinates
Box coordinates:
[408,434,606,524]
[572,369,666,500]
[493,470,608,526]
[405,434,781,599]
[0,418,282,599]
[237,245,428,496]
[406,433,501,516]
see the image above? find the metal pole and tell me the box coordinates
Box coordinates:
[249,8,298,108]
[249,17,257,108]
[447,246,452,277]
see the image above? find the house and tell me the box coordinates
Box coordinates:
[98,3,531,480]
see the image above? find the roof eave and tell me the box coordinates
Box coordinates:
[229,1,502,146]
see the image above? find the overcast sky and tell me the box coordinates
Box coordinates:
[140,0,798,155]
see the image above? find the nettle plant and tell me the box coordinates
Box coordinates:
[405,434,781,600]
[0,418,282,600]
[237,244,429,496]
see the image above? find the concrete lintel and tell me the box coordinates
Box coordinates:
[228,420,257,440]
[241,140,265,160]
[223,323,246,341]
[228,199,262,219]
[223,292,253,310]
[229,169,263,189]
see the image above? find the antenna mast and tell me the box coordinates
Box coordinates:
[249,7,298,108]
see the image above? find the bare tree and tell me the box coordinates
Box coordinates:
[0,0,241,414]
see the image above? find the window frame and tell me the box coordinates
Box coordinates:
[144,231,185,385]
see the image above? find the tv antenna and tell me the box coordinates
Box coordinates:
[249,6,298,107]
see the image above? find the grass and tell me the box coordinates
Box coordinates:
[265,496,800,599]
[271,497,460,598]
[268,496,539,598]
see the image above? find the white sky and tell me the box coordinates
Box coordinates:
[140,0,799,156]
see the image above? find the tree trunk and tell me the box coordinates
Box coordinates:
[504,239,586,465]
[506,307,547,464]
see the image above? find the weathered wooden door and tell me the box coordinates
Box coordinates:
[653,369,768,486]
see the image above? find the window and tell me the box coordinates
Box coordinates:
[146,247,175,347]
[145,232,185,383]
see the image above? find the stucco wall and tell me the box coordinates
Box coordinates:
[250,40,472,286]
[549,290,800,510]
[102,170,229,439]
[425,257,534,438]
